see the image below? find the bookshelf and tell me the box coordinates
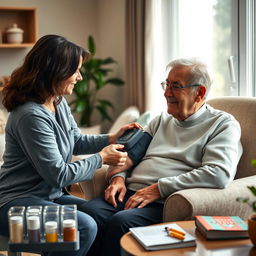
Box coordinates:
[0,7,37,48]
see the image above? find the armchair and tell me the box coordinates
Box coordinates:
[79,97,256,222]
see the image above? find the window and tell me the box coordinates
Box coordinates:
[147,0,256,113]
[164,0,239,97]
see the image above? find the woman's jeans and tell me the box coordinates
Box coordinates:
[0,195,97,256]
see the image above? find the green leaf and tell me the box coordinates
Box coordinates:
[92,72,105,89]
[88,35,95,55]
[236,197,249,203]
[106,78,124,86]
[75,100,86,113]
[98,68,113,76]
[73,80,89,96]
[252,159,256,168]
[85,59,102,70]
[248,186,256,196]
[98,99,113,107]
[102,57,116,65]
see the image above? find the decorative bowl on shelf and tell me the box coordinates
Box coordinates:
[6,24,24,44]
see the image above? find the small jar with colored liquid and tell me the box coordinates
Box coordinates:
[8,206,25,243]
[26,206,42,243]
[45,221,58,243]
[43,205,60,242]
[61,205,77,242]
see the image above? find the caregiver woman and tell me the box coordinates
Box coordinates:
[0,34,137,256]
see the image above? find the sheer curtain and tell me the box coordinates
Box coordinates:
[125,0,168,114]
[144,0,167,115]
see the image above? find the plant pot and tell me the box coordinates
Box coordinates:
[248,214,256,245]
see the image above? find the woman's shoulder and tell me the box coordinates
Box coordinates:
[13,101,45,116]
[8,102,53,127]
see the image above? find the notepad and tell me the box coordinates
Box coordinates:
[129,223,196,251]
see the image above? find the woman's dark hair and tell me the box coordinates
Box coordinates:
[2,34,89,112]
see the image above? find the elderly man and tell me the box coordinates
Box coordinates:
[82,58,243,256]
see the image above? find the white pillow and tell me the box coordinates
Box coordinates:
[136,111,154,128]
[108,106,140,134]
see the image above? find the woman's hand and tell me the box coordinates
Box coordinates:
[99,144,128,166]
[108,122,143,144]
[105,156,133,180]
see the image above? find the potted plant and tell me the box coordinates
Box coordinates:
[69,35,124,129]
[237,166,256,245]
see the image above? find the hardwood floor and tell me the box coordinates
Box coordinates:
[0,184,84,256]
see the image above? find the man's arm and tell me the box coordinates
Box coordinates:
[106,131,153,180]
[104,132,153,207]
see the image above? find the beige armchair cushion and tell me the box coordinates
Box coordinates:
[207,97,256,179]
[163,175,256,222]
[79,166,109,200]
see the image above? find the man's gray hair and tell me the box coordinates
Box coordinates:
[166,58,212,98]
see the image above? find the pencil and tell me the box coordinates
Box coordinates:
[164,227,185,240]
[168,228,186,236]
[169,231,185,240]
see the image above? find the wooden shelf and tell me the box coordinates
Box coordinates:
[0,6,37,48]
[0,43,34,48]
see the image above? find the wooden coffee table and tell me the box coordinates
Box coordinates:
[120,220,256,256]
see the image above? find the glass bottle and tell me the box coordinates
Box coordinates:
[43,205,60,242]
[61,205,77,242]
[8,206,25,243]
[45,221,58,243]
[26,206,42,243]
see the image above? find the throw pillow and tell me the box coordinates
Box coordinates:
[108,106,140,134]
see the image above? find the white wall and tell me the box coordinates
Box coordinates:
[96,0,126,131]
[0,0,126,131]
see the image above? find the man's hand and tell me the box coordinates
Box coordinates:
[104,176,127,208]
[124,183,161,209]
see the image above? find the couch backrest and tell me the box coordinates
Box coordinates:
[207,96,256,179]
[108,106,140,134]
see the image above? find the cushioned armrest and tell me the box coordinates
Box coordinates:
[79,166,108,200]
[163,175,256,222]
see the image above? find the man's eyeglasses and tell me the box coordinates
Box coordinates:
[161,81,201,92]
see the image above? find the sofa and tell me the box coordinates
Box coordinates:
[78,97,256,221]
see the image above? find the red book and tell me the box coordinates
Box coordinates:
[195,216,248,240]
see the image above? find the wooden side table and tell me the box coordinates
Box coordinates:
[120,221,256,256]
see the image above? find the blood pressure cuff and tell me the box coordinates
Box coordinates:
[126,132,152,166]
